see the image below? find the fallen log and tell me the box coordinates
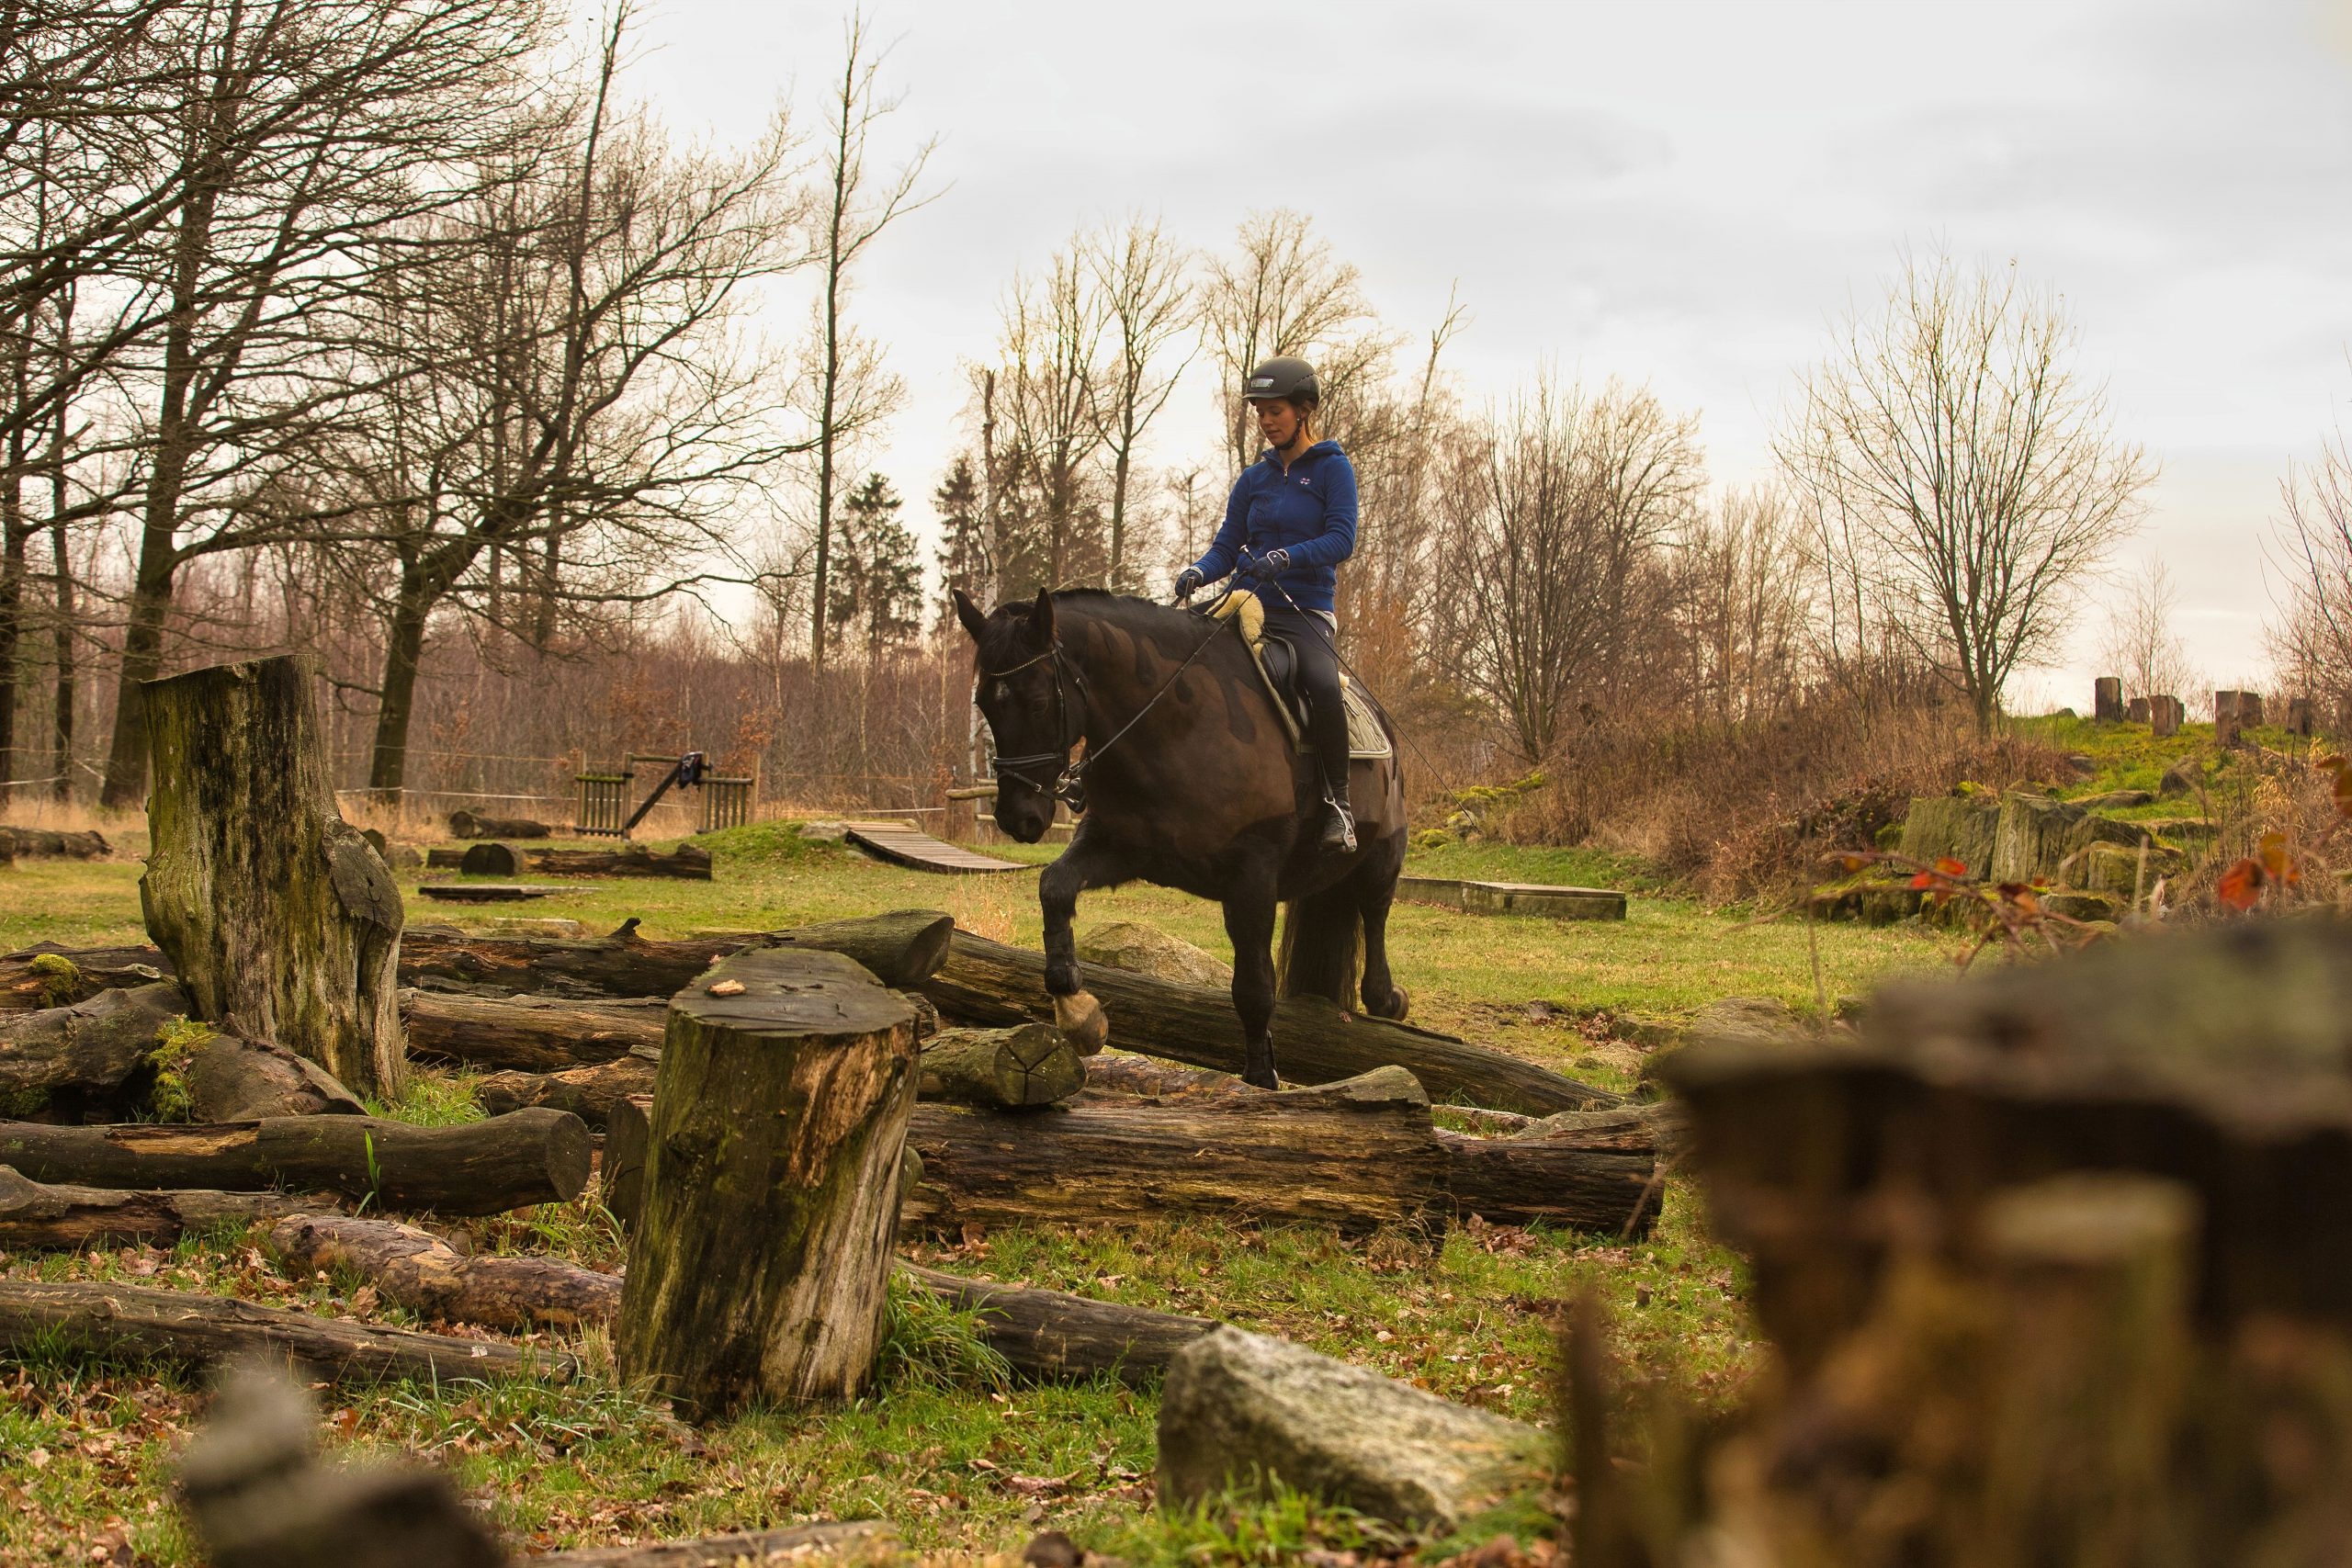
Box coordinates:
[0,1166,317,1249]
[0,1108,589,1215]
[448,809,550,840]
[268,1213,620,1330]
[401,990,667,1072]
[460,841,527,876]
[602,1094,652,1224]
[1077,1052,1252,1103]
[527,842,711,880]
[424,847,468,869]
[903,1066,1448,1235]
[0,1278,574,1384]
[900,1261,1215,1385]
[180,1030,367,1121]
[534,1523,891,1568]
[923,931,1621,1115]
[1437,1132,1661,1232]
[0,981,184,1101]
[920,1023,1083,1109]
[475,1050,659,1128]
[0,942,173,1012]
[0,825,109,859]
[618,948,919,1416]
[398,909,954,997]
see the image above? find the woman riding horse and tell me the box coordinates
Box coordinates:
[1176,355,1360,855]
[951,356,1408,1090]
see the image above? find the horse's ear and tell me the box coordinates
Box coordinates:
[1031,588,1056,645]
[953,588,987,642]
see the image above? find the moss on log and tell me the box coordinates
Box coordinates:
[922,930,1619,1114]
[0,982,185,1102]
[139,656,404,1097]
[0,1109,589,1215]
[616,949,918,1417]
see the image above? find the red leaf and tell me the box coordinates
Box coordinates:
[2217,858,2265,912]
[1934,857,1968,877]
[1908,872,1934,889]
[2257,830,2301,886]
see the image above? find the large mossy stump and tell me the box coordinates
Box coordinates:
[140,656,404,1098]
[616,948,917,1418]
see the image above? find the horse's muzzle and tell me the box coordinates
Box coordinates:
[995,794,1051,843]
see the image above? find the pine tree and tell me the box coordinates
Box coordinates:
[933,455,988,628]
[832,472,922,654]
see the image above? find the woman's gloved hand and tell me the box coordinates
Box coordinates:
[1173,566,1204,602]
[1260,547,1293,575]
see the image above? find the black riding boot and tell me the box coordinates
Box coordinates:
[1272,608,1356,853]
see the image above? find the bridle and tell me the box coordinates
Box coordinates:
[981,607,1228,816]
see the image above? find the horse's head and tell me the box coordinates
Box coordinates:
[955,586,1074,844]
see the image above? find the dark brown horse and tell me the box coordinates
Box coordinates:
[953,586,1409,1089]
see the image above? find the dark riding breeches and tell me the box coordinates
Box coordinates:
[1264,607,1351,805]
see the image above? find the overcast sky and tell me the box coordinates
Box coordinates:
[620,0,2352,706]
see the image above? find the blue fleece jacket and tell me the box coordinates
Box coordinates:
[1189,440,1358,614]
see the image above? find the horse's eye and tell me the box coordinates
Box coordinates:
[992,682,1011,703]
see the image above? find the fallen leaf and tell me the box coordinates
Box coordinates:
[707,979,746,997]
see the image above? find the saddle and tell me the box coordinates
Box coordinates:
[1205,592,1394,761]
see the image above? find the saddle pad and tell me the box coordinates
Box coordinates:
[1206,592,1394,761]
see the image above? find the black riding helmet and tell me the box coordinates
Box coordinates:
[1244,355,1318,407]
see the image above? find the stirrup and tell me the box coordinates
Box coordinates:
[1318,801,1357,854]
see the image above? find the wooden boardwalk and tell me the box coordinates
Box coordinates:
[845,821,1032,875]
[1396,875,1626,920]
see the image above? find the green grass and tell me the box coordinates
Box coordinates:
[1,821,1950,1562]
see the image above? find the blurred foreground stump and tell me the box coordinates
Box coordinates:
[1586,919,2352,1566]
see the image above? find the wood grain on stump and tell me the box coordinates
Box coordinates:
[616,948,917,1418]
[139,656,404,1097]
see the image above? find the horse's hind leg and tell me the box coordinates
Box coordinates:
[1039,831,1120,1054]
[1223,884,1281,1089]
[1356,858,1409,1022]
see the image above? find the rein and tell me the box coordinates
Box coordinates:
[985,609,1228,814]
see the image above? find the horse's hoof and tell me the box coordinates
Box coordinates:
[1378,985,1410,1022]
[1242,1066,1280,1091]
[1053,990,1109,1055]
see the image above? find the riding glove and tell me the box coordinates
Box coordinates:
[1260,547,1293,576]
[1174,567,1204,601]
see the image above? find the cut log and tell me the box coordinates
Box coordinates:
[527,842,712,880]
[1157,1325,1546,1532]
[0,1165,316,1249]
[460,841,524,876]
[1075,1052,1253,1103]
[900,1261,1215,1385]
[140,656,405,1097]
[923,930,1620,1114]
[401,990,668,1072]
[617,948,919,1417]
[475,1049,660,1128]
[919,1023,1083,1109]
[0,981,184,1101]
[183,1030,367,1122]
[903,1066,1447,1235]
[447,809,551,840]
[397,909,955,998]
[424,847,468,869]
[602,1093,652,1224]
[0,825,109,859]
[0,942,174,1012]
[268,1213,620,1330]
[533,1524,889,1567]
[0,1109,589,1215]
[1437,1132,1661,1232]
[0,1278,574,1384]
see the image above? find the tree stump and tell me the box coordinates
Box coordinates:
[459,841,523,876]
[919,1023,1083,1108]
[616,948,917,1418]
[2093,675,2123,721]
[2149,694,2183,737]
[140,657,404,1097]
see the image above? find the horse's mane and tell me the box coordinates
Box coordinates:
[978,588,1211,668]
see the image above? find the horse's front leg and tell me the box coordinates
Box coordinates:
[1040,829,1123,1055]
[1222,879,1280,1089]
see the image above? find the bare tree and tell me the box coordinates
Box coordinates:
[1775,251,2152,732]
[345,10,808,797]
[2097,557,2199,705]
[1670,486,1813,727]
[994,245,1105,589]
[1453,377,1704,761]
[1080,216,1191,588]
[803,10,933,678]
[2268,424,2352,717]
[1199,209,1388,476]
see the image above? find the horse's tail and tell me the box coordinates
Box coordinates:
[1276,882,1362,1006]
